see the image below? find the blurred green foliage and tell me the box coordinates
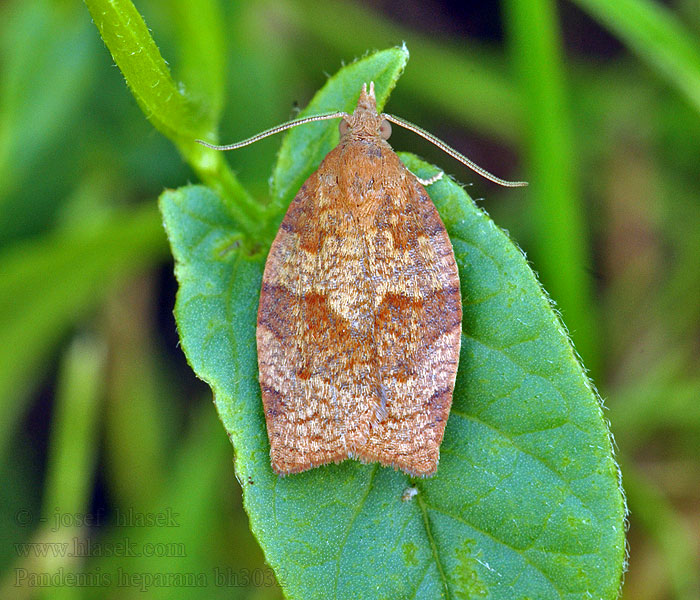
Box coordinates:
[1,0,699,598]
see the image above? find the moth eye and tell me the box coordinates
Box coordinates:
[379,119,392,140]
[339,119,350,136]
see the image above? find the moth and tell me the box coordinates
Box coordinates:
[199,82,526,476]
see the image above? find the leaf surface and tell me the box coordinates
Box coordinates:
[160,48,625,600]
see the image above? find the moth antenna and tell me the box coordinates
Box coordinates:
[383,113,528,188]
[196,111,348,151]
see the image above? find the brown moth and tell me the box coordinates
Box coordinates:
[198,82,526,477]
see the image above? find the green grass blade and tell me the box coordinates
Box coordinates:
[102,282,169,511]
[504,0,599,373]
[0,1,96,204]
[87,403,237,600]
[283,0,523,143]
[574,0,700,115]
[5,336,105,600]
[42,335,105,521]
[169,0,226,130]
[0,203,167,461]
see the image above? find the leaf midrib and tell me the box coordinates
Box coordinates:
[417,491,451,599]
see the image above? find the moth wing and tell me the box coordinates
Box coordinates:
[257,160,355,474]
[354,167,462,476]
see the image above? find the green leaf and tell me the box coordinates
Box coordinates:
[160,49,625,599]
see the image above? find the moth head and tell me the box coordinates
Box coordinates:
[340,82,391,141]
